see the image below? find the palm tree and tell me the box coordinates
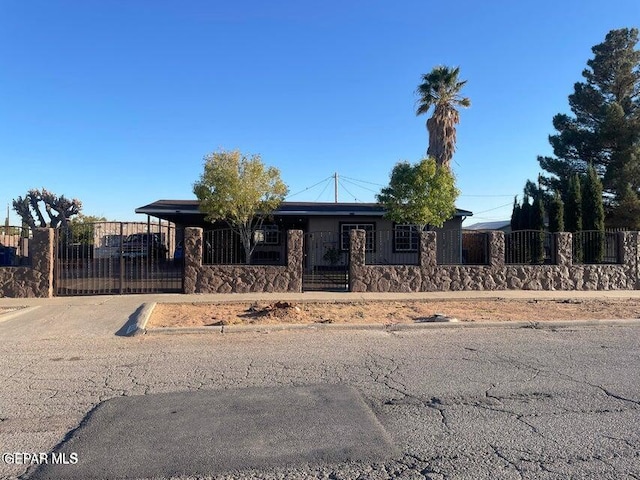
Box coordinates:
[416,66,471,170]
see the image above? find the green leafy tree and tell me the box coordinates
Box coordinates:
[69,215,108,244]
[376,157,459,231]
[538,28,640,226]
[416,66,471,169]
[193,149,288,264]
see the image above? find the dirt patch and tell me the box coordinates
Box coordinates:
[148,298,640,328]
[0,307,23,316]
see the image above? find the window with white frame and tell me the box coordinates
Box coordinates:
[340,223,375,251]
[394,224,419,252]
[253,225,280,245]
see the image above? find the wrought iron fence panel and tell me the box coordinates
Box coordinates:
[572,231,620,264]
[302,231,348,291]
[55,221,182,295]
[437,230,489,265]
[203,228,286,265]
[0,226,32,266]
[505,230,555,265]
[367,230,419,265]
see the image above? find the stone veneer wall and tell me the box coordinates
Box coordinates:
[0,229,54,298]
[183,227,303,294]
[350,229,639,292]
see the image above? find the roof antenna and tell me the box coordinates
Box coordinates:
[334,172,338,203]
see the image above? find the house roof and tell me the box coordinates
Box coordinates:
[465,220,511,231]
[135,200,473,224]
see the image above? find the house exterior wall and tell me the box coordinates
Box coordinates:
[349,230,639,292]
[305,215,462,267]
[183,227,303,294]
[0,229,54,298]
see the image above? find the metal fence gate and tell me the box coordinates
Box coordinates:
[303,231,349,291]
[55,221,183,296]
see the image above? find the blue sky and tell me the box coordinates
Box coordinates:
[1,1,638,226]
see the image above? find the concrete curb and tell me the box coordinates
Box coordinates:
[143,317,640,335]
[127,302,156,336]
[0,305,41,324]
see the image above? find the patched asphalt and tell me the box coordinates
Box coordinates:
[26,384,399,480]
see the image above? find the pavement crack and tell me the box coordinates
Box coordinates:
[489,444,524,479]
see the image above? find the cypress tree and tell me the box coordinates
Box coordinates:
[532,194,546,263]
[520,196,532,230]
[565,173,583,262]
[582,165,605,262]
[510,196,521,231]
[548,191,565,232]
[564,173,583,233]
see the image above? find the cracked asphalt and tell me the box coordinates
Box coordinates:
[0,296,639,479]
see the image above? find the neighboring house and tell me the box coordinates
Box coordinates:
[135,200,473,265]
[465,220,511,233]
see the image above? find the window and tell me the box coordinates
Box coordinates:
[340,223,375,251]
[394,225,419,252]
[253,225,280,245]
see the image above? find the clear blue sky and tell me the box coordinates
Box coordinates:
[1,1,638,226]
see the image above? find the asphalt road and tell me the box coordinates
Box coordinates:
[0,308,639,479]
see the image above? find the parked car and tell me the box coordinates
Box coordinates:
[122,233,168,260]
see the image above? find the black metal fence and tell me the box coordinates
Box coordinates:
[303,231,348,291]
[572,230,620,264]
[505,230,555,265]
[437,230,489,265]
[55,221,183,295]
[0,226,32,266]
[203,228,286,265]
[367,230,419,265]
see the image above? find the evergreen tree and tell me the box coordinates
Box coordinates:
[548,191,565,232]
[510,196,521,231]
[520,195,532,230]
[582,165,605,262]
[538,28,640,226]
[564,173,583,233]
[531,194,546,263]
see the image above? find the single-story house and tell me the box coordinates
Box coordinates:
[135,200,473,266]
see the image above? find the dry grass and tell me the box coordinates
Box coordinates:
[148,298,640,328]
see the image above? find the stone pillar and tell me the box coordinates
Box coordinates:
[419,231,437,270]
[488,231,505,268]
[183,227,203,294]
[621,231,640,289]
[555,232,572,267]
[31,228,55,298]
[286,229,303,292]
[349,229,366,292]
